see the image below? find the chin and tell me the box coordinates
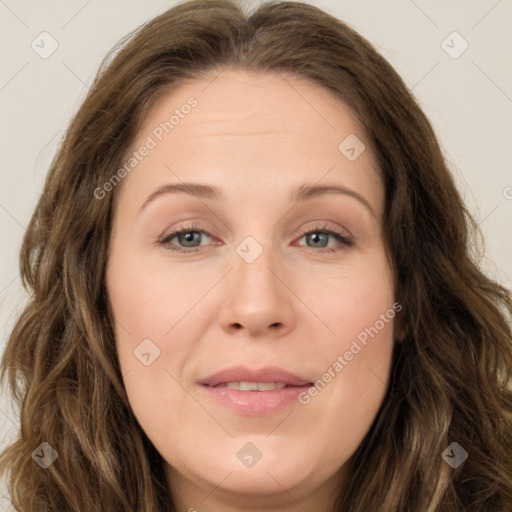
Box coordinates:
[178,437,333,497]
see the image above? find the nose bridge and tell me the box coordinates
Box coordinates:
[217,232,295,336]
[233,234,281,304]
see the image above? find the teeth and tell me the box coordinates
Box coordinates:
[224,381,287,391]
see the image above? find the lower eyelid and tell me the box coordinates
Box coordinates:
[159,228,352,253]
[295,231,353,249]
[159,229,212,246]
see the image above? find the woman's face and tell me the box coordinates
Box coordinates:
[106,69,397,511]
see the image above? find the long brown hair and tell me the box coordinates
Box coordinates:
[1,1,511,510]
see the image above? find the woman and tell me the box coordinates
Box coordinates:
[1,0,511,510]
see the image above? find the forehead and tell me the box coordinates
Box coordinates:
[136,69,370,152]
[118,69,382,214]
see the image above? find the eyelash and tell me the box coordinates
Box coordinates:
[157,223,354,254]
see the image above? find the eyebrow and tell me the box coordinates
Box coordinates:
[139,182,376,218]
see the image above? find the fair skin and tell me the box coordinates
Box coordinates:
[105,69,396,512]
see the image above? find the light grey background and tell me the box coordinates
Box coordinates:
[1,0,511,506]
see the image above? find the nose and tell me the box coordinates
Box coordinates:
[217,239,296,338]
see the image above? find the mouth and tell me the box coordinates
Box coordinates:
[198,366,314,415]
[209,381,296,391]
[198,364,312,388]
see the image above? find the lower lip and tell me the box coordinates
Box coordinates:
[199,384,312,416]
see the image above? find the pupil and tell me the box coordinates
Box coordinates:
[309,232,326,247]
[181,232,199,246]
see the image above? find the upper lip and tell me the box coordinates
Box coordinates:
[198,365,312,387]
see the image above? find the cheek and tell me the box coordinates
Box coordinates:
[312,252,395,348]
[105,253,214,425]
[300,260,395,453]
[106,253,209,356]
[106,256,206,467]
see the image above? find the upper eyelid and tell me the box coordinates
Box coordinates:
[164,223,348,237]
[160,223,352,246]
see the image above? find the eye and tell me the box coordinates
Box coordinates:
[158,224,213,254]
[157,222,353,254]
[294,223,354,253]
